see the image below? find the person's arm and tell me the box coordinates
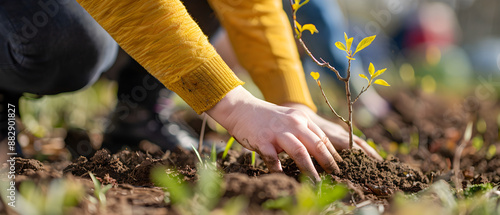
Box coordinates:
[208,0,382,160]
[76,0,342,180]
[77,0,243,114]
[208,0,316,112]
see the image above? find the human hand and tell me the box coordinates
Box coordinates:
[282,103,383,161]
[207,86,343,181]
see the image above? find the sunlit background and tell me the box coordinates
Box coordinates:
[18,0,500,160]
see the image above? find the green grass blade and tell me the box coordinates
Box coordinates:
[222,137,235,160]
[191,144,203,165]
[251,151,256,167]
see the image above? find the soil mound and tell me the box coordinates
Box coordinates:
[64,149,165,186]
[333,149,429,201]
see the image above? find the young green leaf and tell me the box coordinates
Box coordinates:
[292,0,309,11]
[368,63,375,76]
[346,37,353,53]
[302,24,318,35]
[222,137,235,160]
[294,20,301,36]
[372,68,387,79]
[359,74,369,82]
[354,35,376,55]
[191,144,204,165]
[374,79,390,86]
[292,1,300,11]
[335,41,346,51]
[310,71,320,80]
[251,151,256,167]
[151,167,191,204]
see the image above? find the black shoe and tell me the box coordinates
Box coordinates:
[0,89,23,157]
[101,100,199,154]
[102,58,200,154]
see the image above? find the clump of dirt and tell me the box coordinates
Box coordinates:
[327,149,429,203]
[12,157,62,181]
[64,149,166,186]
[223,173,299,206]
[401,148,500,188]
[15,157,44,174]
[221,151,267,177]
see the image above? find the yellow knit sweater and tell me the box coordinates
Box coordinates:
[76,0,316,114]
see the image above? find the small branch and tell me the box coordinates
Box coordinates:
[298,39,346,82]
[317,81,348,123]
[352,86,369,104]
[453,122,473,198]
[453,138,467,198]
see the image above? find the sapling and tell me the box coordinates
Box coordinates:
[290,0,390,149]
[89,172,112,208]
[263,176,350,214]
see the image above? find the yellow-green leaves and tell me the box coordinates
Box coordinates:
[368,63,375,76]
[361,63,390,86]
[344,33,353,54]
[310,72,320,80]
[354,35,376,55]
[302,24,318,35]
[335,33,376,60]
[310,72,321,86]
[295,21,318,38]
[335,42,346,51]
[292,0,309,11]
[359,74,369,81]
[373,79,390,86]
[292,1,300,11]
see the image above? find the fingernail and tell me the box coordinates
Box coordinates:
[332,163,341,175]
[327,139,344,162]
[334,153,343,162]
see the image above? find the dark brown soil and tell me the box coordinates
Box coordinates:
[333,149,428,203]
[4,90,499,214]
[362,90,500,190]
[63,149,166,186]
[223,173,299,205]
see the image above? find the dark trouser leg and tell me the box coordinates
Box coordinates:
[102,0,221,153]
[0,0,118,158]
[0,0,117,95]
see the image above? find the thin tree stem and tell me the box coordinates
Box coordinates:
[317,81,348,123]
[352,86,369,104]
[298,39,347,82]
[346,59,354,149]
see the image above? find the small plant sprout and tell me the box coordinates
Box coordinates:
[8,179,84,215]
[152,163,227,215]
[191,144,204,165]
[263,176,350,214]
[290,0,390,149]
[251,151,256,167]
[89,172,112,208]
[222,137,235,160]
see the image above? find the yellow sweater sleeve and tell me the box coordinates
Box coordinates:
[76,0,244,114]
[208,0,317,112]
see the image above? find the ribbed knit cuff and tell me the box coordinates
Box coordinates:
[168,55,244,114]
